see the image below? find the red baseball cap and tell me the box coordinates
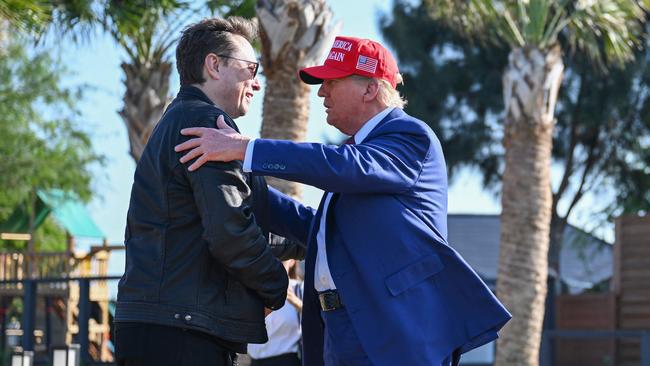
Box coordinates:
[299,36,400,88]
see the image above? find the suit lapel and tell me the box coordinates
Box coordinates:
[302,192,332,366]
[305,192,341,285]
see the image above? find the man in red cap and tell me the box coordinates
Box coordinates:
[175,36,511,366]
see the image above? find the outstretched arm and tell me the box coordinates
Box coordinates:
[266,186,315,244]
[175,115,249,170]
[175,116,433,194]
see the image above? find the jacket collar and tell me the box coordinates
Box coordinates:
[354,107,394,144]
[176,85,243,133]
[363,107,406,141]
[177,85,214,105]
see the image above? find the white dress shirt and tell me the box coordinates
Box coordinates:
[243,107,394,291]
[247,279,303,359]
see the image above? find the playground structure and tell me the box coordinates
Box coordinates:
[0,190,122,363]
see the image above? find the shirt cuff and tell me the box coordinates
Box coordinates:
[242,138,256,173]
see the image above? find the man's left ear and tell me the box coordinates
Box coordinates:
[362,80,380,102]
[205,53,220,81]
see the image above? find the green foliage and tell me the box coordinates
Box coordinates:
[102,1,190,66]
[1,216,67,251]
[100,0,257,71]
[1,0,258,46]
[0,0,96,41]
[381,0,650,215]
[32,215,68,251]
[380,1,509,184]
[0,1,50,33]
[566,0,646,69]
[7,298,22,319]
[205,0,256,18]
[425,0,648,70]
[0,39,102,222]
[554,40,650,217]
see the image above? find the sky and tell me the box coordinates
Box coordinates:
[49,0,610,279]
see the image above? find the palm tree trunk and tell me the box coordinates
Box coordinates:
[548,211,568,279]
[119,61,172,162]
[259,70,311,197]
[495,45,563,366]
[257,0,340,198]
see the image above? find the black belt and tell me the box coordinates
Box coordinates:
[318,290,344,312]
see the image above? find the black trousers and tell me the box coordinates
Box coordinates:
[114,322,237,366]
[250,353,300,366]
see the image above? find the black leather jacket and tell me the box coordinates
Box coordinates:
[115,86,303,344]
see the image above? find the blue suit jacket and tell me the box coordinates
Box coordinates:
[252,108,511,365]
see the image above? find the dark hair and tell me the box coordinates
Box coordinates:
[176,17,257,86]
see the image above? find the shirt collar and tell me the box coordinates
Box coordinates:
[354,107,394,144]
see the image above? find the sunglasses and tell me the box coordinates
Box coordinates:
[218,54,259,79]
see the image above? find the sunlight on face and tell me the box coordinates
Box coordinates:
[317,77,368,135]
[218,35,261,118]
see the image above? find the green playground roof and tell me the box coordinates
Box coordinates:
[0,189,104,239]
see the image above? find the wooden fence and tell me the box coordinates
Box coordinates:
[555,293,617,365]
[614,215,650,365]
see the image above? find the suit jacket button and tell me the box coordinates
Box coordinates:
[184,314,192,322]
[174,313,180,319]
[262,163,268,169]
[280,164,286,170]
[274,164,280,169]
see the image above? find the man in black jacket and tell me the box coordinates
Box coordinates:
[114,17,292,366]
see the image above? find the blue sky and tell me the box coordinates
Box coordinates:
[53,0,558,277]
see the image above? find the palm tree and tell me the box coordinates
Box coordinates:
[256,0,340,197]
[106,1,257,162]
[103,2,184,162]
[0,0,95,50]
[0,1,183,162]
[424,1,647,364]
[0,1,48,45]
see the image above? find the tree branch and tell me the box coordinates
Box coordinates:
[553,69,586,214]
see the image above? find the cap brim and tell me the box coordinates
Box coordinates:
[299,65,353,84]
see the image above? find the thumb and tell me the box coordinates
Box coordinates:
[216,114,231,130]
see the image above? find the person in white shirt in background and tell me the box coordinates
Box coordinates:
[249,259,304,366]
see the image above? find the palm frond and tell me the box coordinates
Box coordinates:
[426,0,647,70]
[424,0,562,48]
[566,0,647,69]
[524,0,550,44]
[501,5,526,46]
[0,0,97,41]
[205,0,256,18]
[49,0,99,42]
[0,1,51,33]
[541,4,569,49]
[104,1,189,65]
